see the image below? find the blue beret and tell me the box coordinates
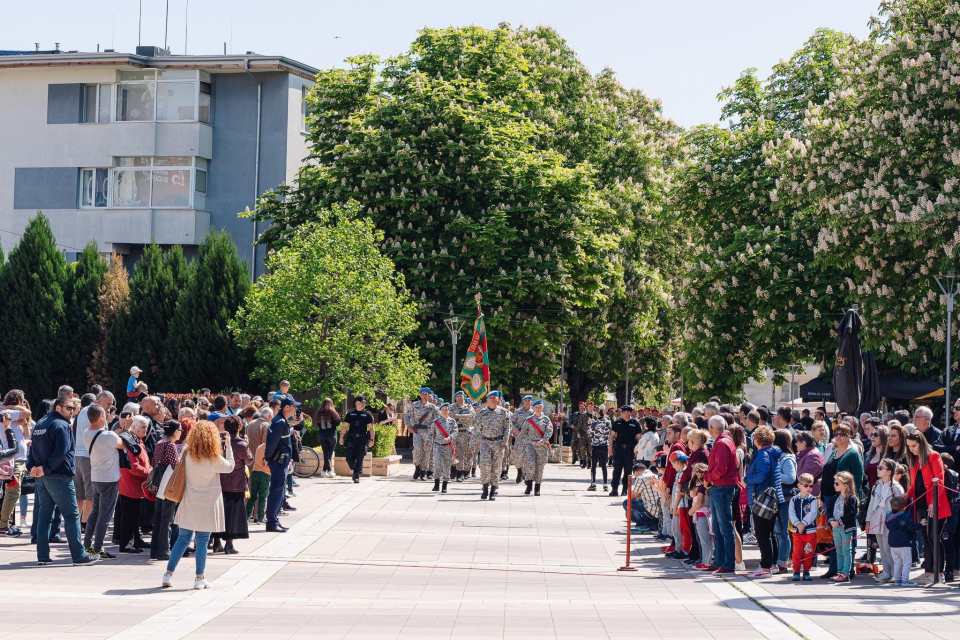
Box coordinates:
[522,395,533,401]
[532,399,543,406]
[419,387,431,394]
[455,391,465,397]
[440,402,450,409]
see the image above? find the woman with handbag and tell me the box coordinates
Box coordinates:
[744,426,784,578]
[211,416,253,555]
[162,420,235,590]
[118,416,152,553]
[149,421,182,560]
[818,424,864,579]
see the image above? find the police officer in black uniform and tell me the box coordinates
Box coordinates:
[609,405,642,497]
[340,396,375,483]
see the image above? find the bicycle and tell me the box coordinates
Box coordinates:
[293,447,321,478]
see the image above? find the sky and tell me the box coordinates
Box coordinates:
[1,0,881,127]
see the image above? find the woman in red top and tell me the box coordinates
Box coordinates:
[118,416,153,553]
[905,430,951,584]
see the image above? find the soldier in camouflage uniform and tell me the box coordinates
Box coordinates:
[569,402,587,464]
[475,391,512,501]
[507,395,534,483]
[576,402,594,469]
[449,391,476,482]
[427,403,458,493]
[516,400,554,496]
[404,387,440,481]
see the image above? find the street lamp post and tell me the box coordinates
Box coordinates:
[443,313,466,401]
[559,335,571,445]
[622,342,634,406]
[935,272,959,428]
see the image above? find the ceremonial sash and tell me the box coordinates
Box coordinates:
[527,417,545,438]
[434,420,456,457]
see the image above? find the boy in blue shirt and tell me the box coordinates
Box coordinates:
[127,366,142,400]
[886,495,923,586]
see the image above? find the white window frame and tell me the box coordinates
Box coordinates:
[301,85,309,133]
[79,157,208,210]
[114,70,205,124]
[82,84,114,123]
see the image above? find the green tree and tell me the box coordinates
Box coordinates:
[778,0,960,382]
[89,252,130,390]
[0,212,70,403]
[106,243,187,393]
[62,241,107,392]
[672,29,853,402]
[249,25,680,399]
[162,231,252,392]
[232,204,429,401]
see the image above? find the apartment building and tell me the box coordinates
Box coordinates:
[0,45,317,277]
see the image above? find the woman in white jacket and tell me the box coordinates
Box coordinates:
[162,420,234,590]
[865,458,903,583]
[635,418,659,466]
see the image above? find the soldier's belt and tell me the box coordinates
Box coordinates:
[483,436,503,441]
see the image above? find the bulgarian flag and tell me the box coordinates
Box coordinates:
[460,312,491,402]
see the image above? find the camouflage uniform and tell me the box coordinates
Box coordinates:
[450,401,476,477]
[575,411,592,467]
[519,413,554,485]
[475,406,512,496]
[404,400,439,477]
[429,416,458,482]
[506,406,534,475]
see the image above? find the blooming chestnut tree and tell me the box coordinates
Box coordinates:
[673,30,852,402]
[778,0,960,380]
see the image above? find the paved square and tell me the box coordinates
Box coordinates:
[2,463,959,639]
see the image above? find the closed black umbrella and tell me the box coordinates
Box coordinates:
[857,349,880,414]
[833,308,864,414]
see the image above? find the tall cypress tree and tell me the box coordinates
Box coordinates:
[63,241,107,393]
[0,213,70,404]
[162,231,252,392]
[106,243,187,393]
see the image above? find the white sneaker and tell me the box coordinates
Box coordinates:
[749,568,769,578]
[162,572,173,588]
[193,577,207,590]
[18,518,27,528]
[735,562,747,572]
[743,533,757,545]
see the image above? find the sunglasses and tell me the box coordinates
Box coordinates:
[799,483,813,488]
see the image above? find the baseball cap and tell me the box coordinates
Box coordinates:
[279,396,302,407]
[130,366,142,374]
[669,451,689,462]
[355,395,366,403]
[621,405,634,412]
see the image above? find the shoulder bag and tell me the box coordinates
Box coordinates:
[163,451,188,503]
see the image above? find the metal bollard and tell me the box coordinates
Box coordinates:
[933,477,940,586]
[619,478,638,572]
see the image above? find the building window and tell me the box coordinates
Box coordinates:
[199,81,211,123]
[301,85,309,132]
[112,70,211,123]
[82,84,112,123]
[79,157,207,210]
[80,168,109,207]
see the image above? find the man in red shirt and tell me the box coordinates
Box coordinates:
[705,415,738,573]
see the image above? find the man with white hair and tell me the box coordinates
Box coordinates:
[913,406,942,447]
[705,415,738,573]
[703,403,720,419]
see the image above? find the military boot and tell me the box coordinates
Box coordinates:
[516,469,524,484]
[413,467,421,481]
[534,483,541,496]
[481,484,489,500]
[432,479,441,492]
[524,481,533,495]
[441,481,448,494]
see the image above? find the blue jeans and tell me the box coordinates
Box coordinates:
[775,498,792,565]
[35,475,84,562]
[710,485,737,570]
[623,499,658,528]
[266,459,288,527]
[167,527,211,576]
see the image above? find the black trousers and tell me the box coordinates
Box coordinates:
[591,446,608,484]
[754,512,778,570]
[318,431,337,472]
[118,495,145,550]
[611,447,635,494]
[922,517,947,574]
[344,437,368,480]
[150,498,178,558]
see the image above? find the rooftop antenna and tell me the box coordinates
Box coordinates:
[138,0,142,46]
[112,14,115,49]
[229,17,233,54]
[184,0,189,54]
[164,0,170,51]
[34,43,39,52]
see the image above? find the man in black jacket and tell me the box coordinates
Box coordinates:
[26,397,99,566]
[609,406,642,497]
[936,400,960,471]
[264,396,302,532]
